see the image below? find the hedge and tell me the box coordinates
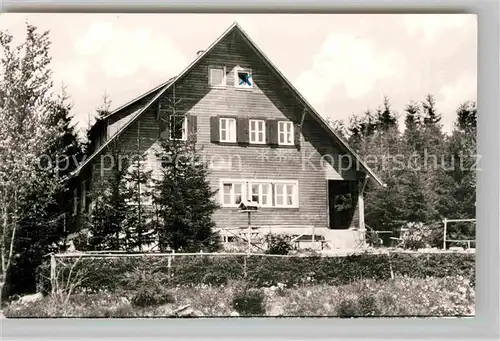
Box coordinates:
[37,252,475,294]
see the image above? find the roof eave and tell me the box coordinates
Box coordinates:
[70,23,240,179]
[234,25,385,188]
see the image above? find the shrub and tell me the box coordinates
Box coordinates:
[400,222,434,250]
[336,298,359,317]
[130,285,175,308]
[357,294,380,316]
[37,252,475,294]
[335,294,380,317]
[265,234,294,255]
[35,262,51,295]
[231,288,266,316]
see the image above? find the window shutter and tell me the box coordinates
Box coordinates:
[237,117,249,144]
[210,116,220,143]
[294,123,301,148]
[188,114,197,142]
[267,119,278,145]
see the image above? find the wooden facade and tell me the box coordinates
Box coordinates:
[70,23,384,249]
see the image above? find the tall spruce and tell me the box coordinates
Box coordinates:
[83,93,112,156]
[440,101,477,242]
[422,94,442,125]
[85,141,130,250]
[403,101,423,151]
[152,91,220,252]
[153,136,221,252]
[399,100,439,224]
[376,96,398,131]
[124,129,155,251]
[9,89,83,296]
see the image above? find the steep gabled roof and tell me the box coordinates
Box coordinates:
[101,77,176,121]
[71,22,385,187]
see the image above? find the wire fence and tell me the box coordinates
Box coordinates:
[44,248,476,296]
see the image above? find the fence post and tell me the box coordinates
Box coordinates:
[443,218,447,250]
[167,254,172,278]
[171,250,175,278]
[387,252,394,280]
[243,254,248,279]
[50,254,56,295]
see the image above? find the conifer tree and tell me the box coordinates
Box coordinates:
[10,89,83,295]
[0,24,72,299]
[440,101,477,241]
[422,94,442,125]
[85,142,130,250]
[124,136,155,251]
[403,101,423,151]
[153,138,221,251]
[376,96,398,131]
[153,109,220,252]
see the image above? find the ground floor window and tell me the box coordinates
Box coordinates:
[220,179,298,208]
[249,182,272,207]
[221,181,245,206]
[274,182,297,207]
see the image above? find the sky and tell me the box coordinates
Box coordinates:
[0,13,477,135]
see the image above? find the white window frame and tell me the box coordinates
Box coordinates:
[274,180,299,208]
[209,66,226,88]
[80,180,87,213]
[220,180,246,207]
[219,179,299,209]
[278,121,294,146]
[219,117,236,143]
[169,114,187,141]
[249,119,266,144]
[248,181,273,207]
[234,67,253,89]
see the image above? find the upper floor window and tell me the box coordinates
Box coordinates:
[278,121,294,145]
[235,67,253,89]
[169,115,187,140]
[249,119,265,144]
[209,66,226,88]
[220,117,236,143]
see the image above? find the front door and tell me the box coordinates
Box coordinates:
[328,180,356,229]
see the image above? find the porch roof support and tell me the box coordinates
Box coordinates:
[299,108,308,129]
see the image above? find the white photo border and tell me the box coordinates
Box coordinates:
[0,1,498,341]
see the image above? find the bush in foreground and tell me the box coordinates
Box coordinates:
[264,234,294,255]
[232,288,266,316]
[4,275,474,318]
[130,285,175,308]
[36,252,475,294]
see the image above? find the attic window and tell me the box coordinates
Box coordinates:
[235,68,253,89]
[209,66,226,88]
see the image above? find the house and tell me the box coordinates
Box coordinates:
[69,22,385,251]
